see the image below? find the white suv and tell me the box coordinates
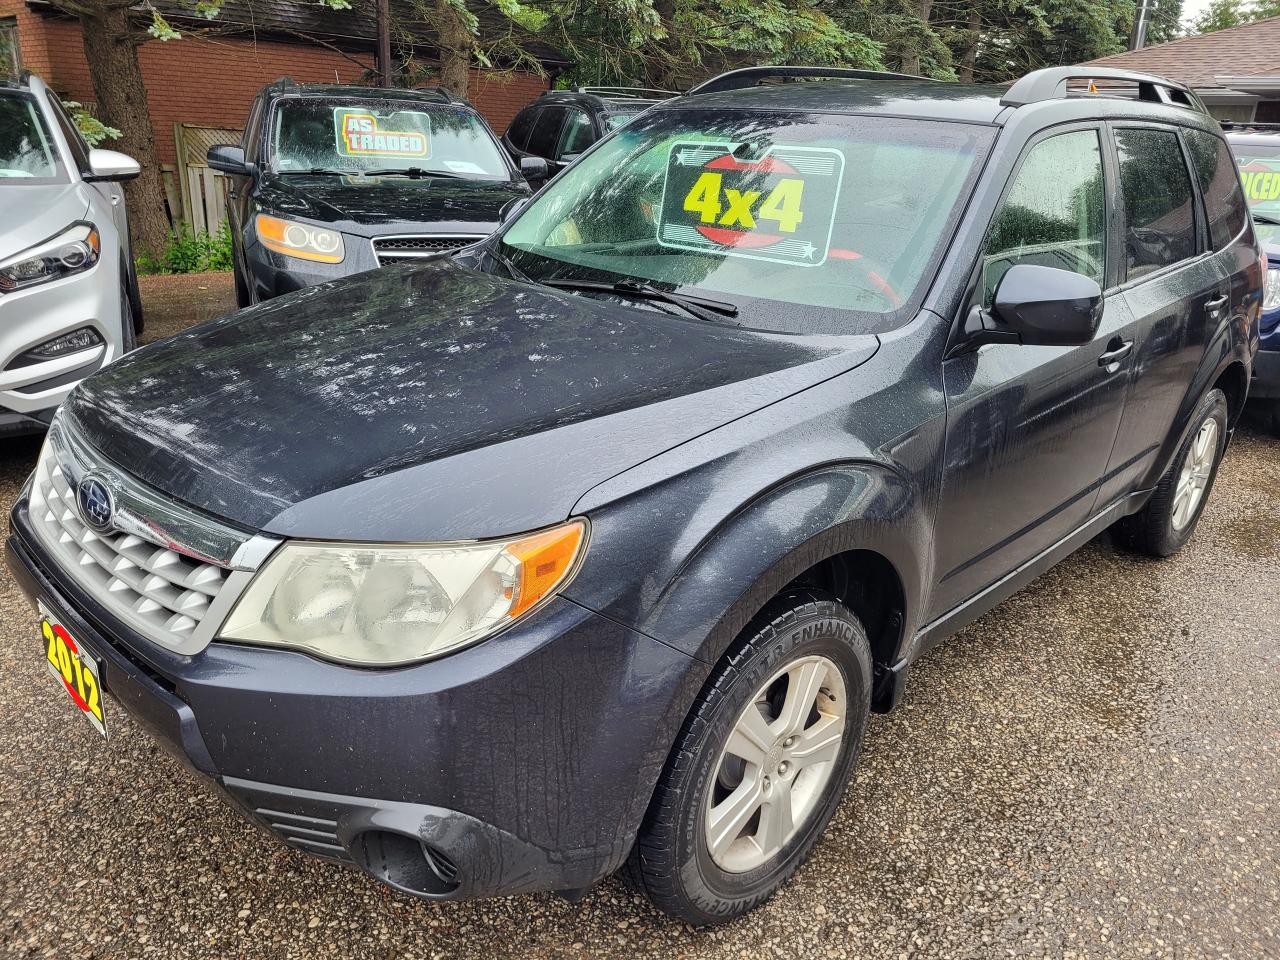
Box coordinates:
[0,71,141,436]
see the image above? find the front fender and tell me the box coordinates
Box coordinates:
[564,356,942,665]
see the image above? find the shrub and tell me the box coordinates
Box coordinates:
[137,223,234,275]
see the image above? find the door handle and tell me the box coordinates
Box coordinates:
[1205,294,1228,314]
[1098,339,1133,368]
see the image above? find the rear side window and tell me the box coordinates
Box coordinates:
[525,106,567,159]
[1114,128,1198,280]
[983,129,1106,304]
[506,107,537,150]
[1184,129,1249,249]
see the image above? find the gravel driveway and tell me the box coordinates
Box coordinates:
[1,274,1276,959]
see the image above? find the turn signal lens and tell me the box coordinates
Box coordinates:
[255,214,345,264]
[507,521,588,617]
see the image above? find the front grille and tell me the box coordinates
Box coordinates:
[26,416,277,655]
[30,446,227,641]
[372,234,482,265]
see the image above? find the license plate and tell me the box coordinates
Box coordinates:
[40,606,107,739]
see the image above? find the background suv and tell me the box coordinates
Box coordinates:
[0,71,141,436]
[501,86,677,177]
[1223,124,1280,432]
[206,79,536,306]
[9,65,1259,925]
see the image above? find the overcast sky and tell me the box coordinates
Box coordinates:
[1179,0,1212,30]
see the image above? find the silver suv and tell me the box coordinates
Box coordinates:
[0,71,141,436]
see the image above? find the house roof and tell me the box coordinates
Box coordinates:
[1084,16,1280,93]
[26,0,569,67]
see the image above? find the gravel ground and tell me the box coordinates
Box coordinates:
[0,274,1277,959]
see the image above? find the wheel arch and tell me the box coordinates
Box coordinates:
[625,461,928,688]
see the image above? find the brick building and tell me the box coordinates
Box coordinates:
[0,0,565,171]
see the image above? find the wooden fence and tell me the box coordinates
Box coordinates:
[164,123,243,234]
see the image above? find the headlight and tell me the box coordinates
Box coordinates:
[255,214,345,264]
[0,222,100,292]
[1264,267,1280,311]
[219,519,587,666]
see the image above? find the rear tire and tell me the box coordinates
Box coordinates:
[624,589,872,925]
[1113,387,1228,557]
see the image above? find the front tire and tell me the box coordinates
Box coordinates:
[625,589,872,925]
[1113,387,1228,556]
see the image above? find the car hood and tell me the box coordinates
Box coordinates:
[257,173,526,235]
[64,260,879,541]
[0,184,90,261]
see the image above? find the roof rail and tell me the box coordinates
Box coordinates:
[573,85,680,99]
[686,65,935,97]
[1,69,32,89]
[1000,66,1206,112]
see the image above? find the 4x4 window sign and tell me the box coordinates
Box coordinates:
[657,142,845,266]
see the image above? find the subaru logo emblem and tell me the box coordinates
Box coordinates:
[77,475,114,532]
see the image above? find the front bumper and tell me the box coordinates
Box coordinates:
[7,496,704,900]
[1252,326,1280,398]
[0,262,123,417]
[244,234,380,301]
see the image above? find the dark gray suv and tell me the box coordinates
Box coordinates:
[8,65,1260,925]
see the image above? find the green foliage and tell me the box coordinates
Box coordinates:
[1190,0,1280,32]
[61,101,121,147]
[136,224,233,275]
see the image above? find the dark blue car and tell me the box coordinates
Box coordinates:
[1226,128,1280,432]
[8,66,1261,924]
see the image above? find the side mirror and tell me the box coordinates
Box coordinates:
[519,155,549,182]
[84,148,140,182]
[207,144,254,177]
[499,196,530,224]
[967,263,1103,349]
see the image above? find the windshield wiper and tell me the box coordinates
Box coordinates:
[358,167,465,179]
[539,278,739,324]
[1253,212,1280,226]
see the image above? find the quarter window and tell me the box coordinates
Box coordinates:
[555,108,593,160]
[983,130,1106,305]
[1184,129,1249,249]
[1114,128,1198,279]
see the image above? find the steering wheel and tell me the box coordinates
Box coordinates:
[766,248,904,311]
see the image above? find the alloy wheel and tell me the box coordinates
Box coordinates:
[704,655,847,873]
[1172,417,1218,532]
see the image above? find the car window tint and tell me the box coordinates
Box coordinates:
[0,93,64,182]
[243,95,265,160]
[506,107,537,150]
[1115,128,1197,280]
[556,108,594,160]
[1185,129,1248,250]
[526,106,567,159]
[983,129,1106,305]
[46,94,91,176]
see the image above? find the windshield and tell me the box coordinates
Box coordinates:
[270,97,510,179]
[0,94,64,183]
[500,108,993,334]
